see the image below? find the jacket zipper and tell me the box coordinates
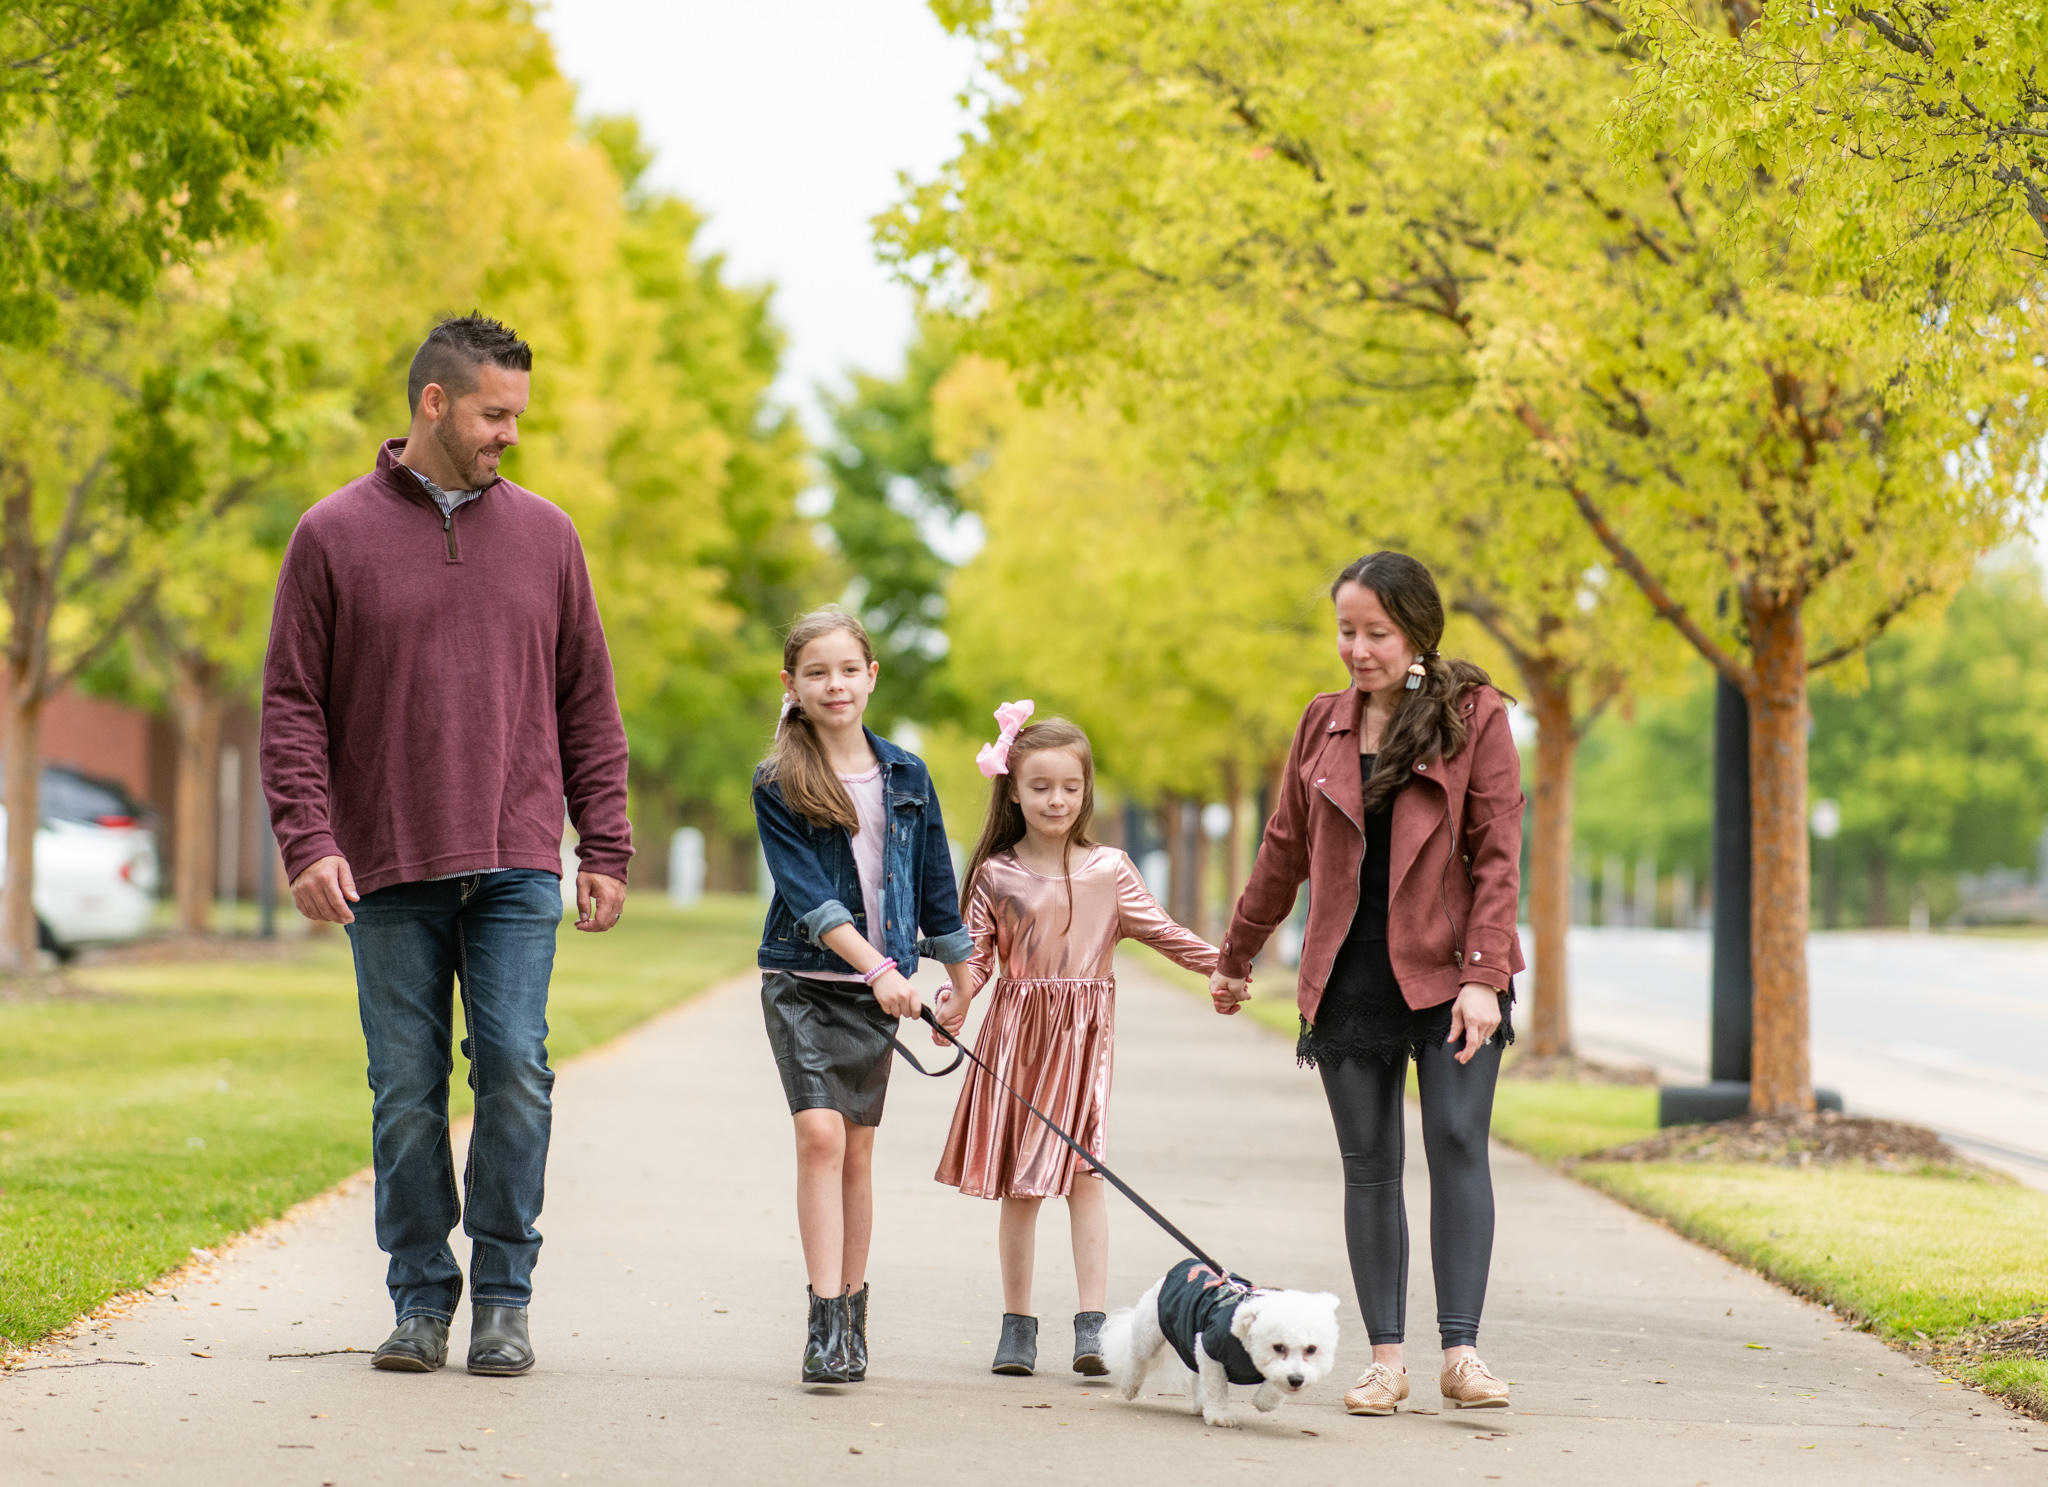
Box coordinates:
[443,509,458,560]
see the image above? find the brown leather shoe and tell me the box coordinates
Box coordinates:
[1439,1355,1510,1408]
[1342,1362,1410,1415]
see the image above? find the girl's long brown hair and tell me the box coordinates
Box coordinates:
[762,608,875,832]
[1332,552,1509,813]
[962,718,1097,930]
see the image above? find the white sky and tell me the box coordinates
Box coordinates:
[539,0,981,441]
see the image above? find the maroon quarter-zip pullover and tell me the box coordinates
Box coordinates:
[260,439,633,896]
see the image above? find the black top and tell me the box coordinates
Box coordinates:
[1156,1259,1265,1386]
[1298,750,1514,1069]
[1347,754,1392,942]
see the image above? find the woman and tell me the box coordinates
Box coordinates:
[1211,551,1524,1416]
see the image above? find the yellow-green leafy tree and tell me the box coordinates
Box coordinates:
[0,0,337,967]
[890,0,2043,1110]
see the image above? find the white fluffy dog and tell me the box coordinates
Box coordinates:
[1102,1259,1339,1428]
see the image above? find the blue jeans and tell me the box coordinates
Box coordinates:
[345,870,562,1322]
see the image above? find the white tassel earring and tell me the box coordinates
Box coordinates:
[1405,659,1427,690]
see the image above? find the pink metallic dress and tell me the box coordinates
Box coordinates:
[934,845,1219,1199]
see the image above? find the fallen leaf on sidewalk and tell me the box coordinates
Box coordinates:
[848,1447,862,1455]
[1745,1343,1768,1350]
[190,1352,210,1359]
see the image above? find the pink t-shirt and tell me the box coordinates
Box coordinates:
[812,766,888,982]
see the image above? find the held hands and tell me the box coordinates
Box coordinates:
[1208,969,1251,1016]
[930,963,976,1044]
[1445,982,1503,1064]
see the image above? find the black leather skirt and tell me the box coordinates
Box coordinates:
[761,971,896,1126]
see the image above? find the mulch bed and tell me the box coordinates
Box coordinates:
[1577,1110,2001,1176]
[75,934,319,967]
[1969,1315,2048,1360]
[1502,1052,1659,1085]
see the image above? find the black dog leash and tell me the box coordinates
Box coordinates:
[886,1005,1233,1280]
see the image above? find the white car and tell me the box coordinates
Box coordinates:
[0,766,161,958]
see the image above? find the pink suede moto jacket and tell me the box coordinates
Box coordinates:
[1218,683,1526,1026]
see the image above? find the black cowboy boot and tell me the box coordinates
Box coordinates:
[371,1315,449,1372]
[844,1284,870,1382]
[991,1313,1038,1376]
[467,1305,534,1376]
[802,1286,850,1384]
[1072,1311,1109,1376]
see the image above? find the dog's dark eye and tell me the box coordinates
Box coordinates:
[1273,1344,1289,1357]
[1304,1346,1318,1356]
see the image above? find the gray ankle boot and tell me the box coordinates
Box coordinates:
[991,1313,1038,1376]
[1072,1311,1109,1375]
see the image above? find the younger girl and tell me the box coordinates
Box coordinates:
[933,706,1220,1378]
[753,609,976,1385]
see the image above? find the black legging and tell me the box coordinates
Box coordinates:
[1319,1035,1501,1349]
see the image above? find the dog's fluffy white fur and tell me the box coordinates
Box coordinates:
[1102,1273,1340,1428]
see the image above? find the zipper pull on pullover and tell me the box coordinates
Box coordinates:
[443,508,458,561]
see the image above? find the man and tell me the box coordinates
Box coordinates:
[260,313,632,1377]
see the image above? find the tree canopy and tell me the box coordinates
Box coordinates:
[0,1,340,345]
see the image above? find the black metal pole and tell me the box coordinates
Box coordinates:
[1709,674,1752,1084]
[257,801,278,940]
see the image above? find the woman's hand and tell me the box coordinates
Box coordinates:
[1445,982,1502,1064]
[873,968,923,1020]
[1209,970,1250,1016]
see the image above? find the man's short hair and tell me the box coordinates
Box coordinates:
[407,313,533,415]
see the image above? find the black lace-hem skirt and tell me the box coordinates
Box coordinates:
[1297,937,1515,1070]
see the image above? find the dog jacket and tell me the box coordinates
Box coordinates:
[1156,1259,1263,1386]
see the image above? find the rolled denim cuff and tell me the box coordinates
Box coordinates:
[918,928,975,965]
[796,899,854,947]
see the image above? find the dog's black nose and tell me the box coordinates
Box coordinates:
[1287,1373,1305,1389]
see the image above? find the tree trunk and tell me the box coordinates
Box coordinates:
[1158,793,1187,924]
[1524,663,1576,1058]
[169,653,226,935]
[1865,850,1889,927]
[1745,598,1813,1115]
[2,677,40,969]
[1221,758,1245,942]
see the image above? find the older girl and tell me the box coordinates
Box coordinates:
[934,709,1219,1378]
[1212,551,1524,1416]
[753,609,976,1385]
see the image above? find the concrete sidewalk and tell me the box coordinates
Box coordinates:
[5,961,2039,1484]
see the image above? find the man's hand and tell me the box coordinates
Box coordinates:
[1209,970,1251,1016]
[291,855,359,924]
[575,872,626,932]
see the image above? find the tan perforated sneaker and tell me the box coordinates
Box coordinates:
[1342,1362,1410,1415]
[1439,1355,1511,1408]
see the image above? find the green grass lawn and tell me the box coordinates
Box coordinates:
[1488,1074,2048,1417]
[0,893,762,1351]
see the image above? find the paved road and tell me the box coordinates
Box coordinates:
[6,960,2040,1483]
[1560,928,2048,1184]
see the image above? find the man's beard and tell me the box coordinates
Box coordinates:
[433,419,498,490]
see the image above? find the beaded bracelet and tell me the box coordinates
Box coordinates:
[860,958,898,986]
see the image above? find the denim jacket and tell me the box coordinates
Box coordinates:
[753,730,974,976]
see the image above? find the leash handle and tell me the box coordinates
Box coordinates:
[915,1006,1231,1278]
[883,1022,965,1078]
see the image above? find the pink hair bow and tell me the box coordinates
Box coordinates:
[975,699,1036,777]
